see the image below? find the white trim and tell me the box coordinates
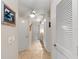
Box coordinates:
[72,0,78,57]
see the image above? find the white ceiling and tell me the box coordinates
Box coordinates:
[18,0,50,18]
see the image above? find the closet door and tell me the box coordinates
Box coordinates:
[53,0,78,59]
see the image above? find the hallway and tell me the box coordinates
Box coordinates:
[18,41,51,59]
[18,0,51,59]
[1,0,78,59]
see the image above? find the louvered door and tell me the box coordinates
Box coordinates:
[53,0,78,59]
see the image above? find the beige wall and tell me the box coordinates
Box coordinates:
[1,0,18,59]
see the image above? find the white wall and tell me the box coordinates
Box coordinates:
[18,17,30,51]
[32,22,40,43]
[50,0,62,58]
[44,17,52,52]
[1,0,18,59]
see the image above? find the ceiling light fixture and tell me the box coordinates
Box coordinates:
[30,14,35,18]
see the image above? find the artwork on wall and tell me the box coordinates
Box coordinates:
[29,24,32,31]
[49,21,51,28]
[2,3,16,26]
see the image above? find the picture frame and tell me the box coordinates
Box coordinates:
[49,21,51,28]
[1,2,16,26]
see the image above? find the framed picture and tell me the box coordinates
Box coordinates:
[29,24,32,31]
[49,21,51,28]
[2,3,16,26]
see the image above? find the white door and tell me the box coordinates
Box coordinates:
[51,0,78,59]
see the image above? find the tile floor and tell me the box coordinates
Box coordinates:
[18,41,51,59]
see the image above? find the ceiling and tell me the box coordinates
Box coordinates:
[18,0,50,18]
